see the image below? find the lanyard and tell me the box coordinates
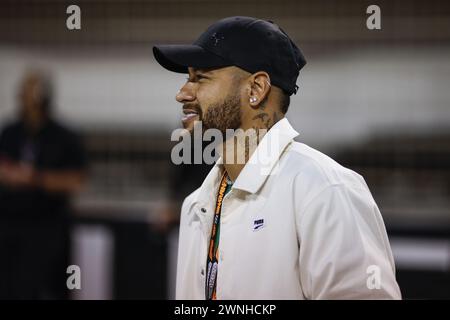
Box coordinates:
[205,171,229,300]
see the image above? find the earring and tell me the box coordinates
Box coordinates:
[250,97,257,103]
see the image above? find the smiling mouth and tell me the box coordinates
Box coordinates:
[182,108,199,122]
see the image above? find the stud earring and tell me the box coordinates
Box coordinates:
[250,97,257,103]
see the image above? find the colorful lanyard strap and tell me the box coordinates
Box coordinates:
[205,171,229,300]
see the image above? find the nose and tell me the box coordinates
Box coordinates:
[176,82,195,103]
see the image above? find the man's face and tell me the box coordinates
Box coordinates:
[18,74,46,126]
[176,66,243,134]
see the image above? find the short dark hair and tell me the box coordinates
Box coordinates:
[279,91,291,114]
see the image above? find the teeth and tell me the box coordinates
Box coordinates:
[182,113,198,121]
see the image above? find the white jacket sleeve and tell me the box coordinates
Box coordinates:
[297,183,402,299]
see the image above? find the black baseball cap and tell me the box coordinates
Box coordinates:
[153,16,306,95]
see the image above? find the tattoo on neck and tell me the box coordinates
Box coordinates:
[252,110,282,130]
[252,112,269,123]
[259,100,267,110]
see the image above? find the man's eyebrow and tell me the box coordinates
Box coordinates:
[186,68,215,81]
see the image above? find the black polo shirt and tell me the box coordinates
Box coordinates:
[0,119,87,221]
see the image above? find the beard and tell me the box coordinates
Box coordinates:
[182,89,243,163]
[202,91,242,135]
[184,88,242,136]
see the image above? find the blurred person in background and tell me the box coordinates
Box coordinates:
[156,141,214,233]
[0,70,87,299]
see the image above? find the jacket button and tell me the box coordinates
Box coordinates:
[201,269,205,276]
[201,208,206,213]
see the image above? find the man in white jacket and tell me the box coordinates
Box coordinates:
[153,16,401,300]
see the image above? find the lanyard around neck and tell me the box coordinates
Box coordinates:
[205,171,229,300]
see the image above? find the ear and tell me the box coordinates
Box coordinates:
[248,72,271,108]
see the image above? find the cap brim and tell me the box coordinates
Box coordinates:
[153,45,230,73]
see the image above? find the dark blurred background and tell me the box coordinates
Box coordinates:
[0,0,449,299]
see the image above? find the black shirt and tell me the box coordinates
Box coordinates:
[0,119,87,220]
